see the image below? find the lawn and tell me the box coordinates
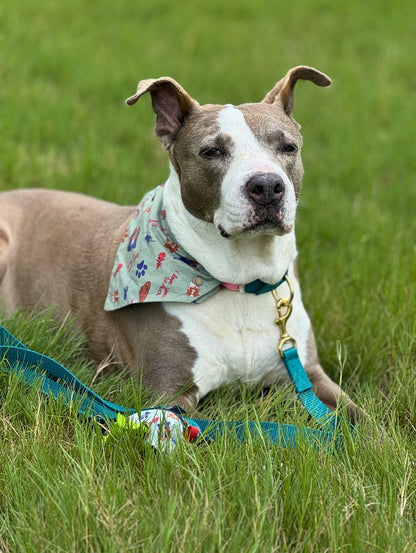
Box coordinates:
[1,0,415,551]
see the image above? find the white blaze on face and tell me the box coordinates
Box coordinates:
[213,105,297,236]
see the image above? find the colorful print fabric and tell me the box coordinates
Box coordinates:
[128,408,201,453]
[104,185,221,310]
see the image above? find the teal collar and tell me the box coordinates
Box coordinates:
[221,273,287,295]
[244,274,288,295]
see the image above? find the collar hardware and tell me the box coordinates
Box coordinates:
[272,274,297,357]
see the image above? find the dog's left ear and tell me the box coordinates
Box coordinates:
[263,66,331,116]
[126,77,198,149]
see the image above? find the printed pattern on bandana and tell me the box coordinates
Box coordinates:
[104,185,221,310]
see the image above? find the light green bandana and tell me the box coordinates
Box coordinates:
[104,185,222,310]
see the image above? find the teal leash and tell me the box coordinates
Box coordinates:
[0,321,352,451]
[0,324,135,421]
[187,346,345,448]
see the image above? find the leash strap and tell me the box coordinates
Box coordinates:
[0,324,135,420]
[186,416,340,449]
[184,346,345,448]
[282,347,338,428]
[0,323,349,451]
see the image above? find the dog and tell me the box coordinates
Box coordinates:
[0,66,359,421]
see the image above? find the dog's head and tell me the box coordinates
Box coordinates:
[126,66,331,240]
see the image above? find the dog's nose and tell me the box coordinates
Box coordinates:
[245,173,285,206]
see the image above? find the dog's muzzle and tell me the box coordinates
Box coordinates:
[216,171,294,239]
[241,172,289,234]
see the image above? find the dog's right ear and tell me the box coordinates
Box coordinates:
[263,66,331,116]
[126,78,198,149]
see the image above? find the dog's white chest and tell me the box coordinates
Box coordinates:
[165,284,311,400]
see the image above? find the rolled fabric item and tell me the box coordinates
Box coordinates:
[129,408,201,453]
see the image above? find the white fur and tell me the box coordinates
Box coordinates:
[165,264,312,400]
[163,105,313,399]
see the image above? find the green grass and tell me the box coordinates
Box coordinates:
[1,0,415,551]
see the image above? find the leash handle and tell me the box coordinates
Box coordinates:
[0,324,135,421]
[0,324,27,349]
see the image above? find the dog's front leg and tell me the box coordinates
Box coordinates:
[104,304,202,413]
[303,333,363,424]
[305,363,362,424]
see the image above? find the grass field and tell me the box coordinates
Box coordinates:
[1,0,416,551]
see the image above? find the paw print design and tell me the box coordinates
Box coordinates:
[135,259,148,278]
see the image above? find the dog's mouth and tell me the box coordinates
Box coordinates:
[218,225,232,239]
[245,219,292,234]
[218,212,292,240]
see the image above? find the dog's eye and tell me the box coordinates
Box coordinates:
[280,143,298,155]
[199,147,224,158]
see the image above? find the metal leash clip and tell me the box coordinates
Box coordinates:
[272,274,297,358]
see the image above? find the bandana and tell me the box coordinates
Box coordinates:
[104,184,287,311]
[104,185,223,310]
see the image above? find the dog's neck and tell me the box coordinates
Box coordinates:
[163,169,297,285]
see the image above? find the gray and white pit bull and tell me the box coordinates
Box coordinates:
[0,66,359,421]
